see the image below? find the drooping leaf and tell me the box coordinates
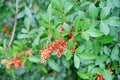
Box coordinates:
[24,16,31,30]
[48,58,60,72]
[24,7,32,18]
[111,46,119,61]
[74,54,80,69]
[68,39,74,50]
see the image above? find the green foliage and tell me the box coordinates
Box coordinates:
[0,0,120,80]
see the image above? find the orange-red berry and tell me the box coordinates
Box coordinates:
[60,26,64,34]
[6,55,25,69]
[28,48,33,56]
[40,39,67,63]
[97,73,104,80]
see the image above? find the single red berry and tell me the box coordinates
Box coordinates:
[60,26,64,34]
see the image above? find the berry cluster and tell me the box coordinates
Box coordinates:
[40,39,67,63]
[6,55,24,69]
[71,42,77,53]
[60,26,64,34]
[97,73,104,80]
[5,48,33,69]
[21,48,33,57]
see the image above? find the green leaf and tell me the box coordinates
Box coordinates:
[111,46,119,61]
[89,3,98,19]
[77,71,89,79]
[112,0,120,8]
[24,7,32,18]
[16,11,25,19]
[107,0,115,9]
[75,45,85,54]
[102,70,112,80]
[105,17,120,26]
[86,28,103,37]
[0,46,4,54]
[81,32,89,40]
[33,36,39,46]
[80,1,90,7]
[74,54,80,69]
[77,11,86,19]
[48,58,60,72]
[39,21,49,28]
[100,7,110,19]
[51,0,60,10]
[74,17,81,31]
[28,56,40,63]
[80,18,90,31]
[18,34,28,39]
[39,14,49,23]
[47,3,52,21]
[96,36,114,44]
[65,52,72,61]
[39,64,47,73]
[24,16,31,30]
[68,39,74,50]
[95,55,108,65]
[15,68,25,76]
[103,46,111,55]
[100,22,109,35]
[21,28,28,33]
[91,68,103,74]
[79,53,96,60]
[62,58,70,69]
[63,23,70,32]
[64,4,73,14]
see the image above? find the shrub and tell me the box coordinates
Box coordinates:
[0,0,120,80]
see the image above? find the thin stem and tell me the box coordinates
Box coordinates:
[5,0,18,56]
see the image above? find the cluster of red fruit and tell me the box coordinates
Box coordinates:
[6,55,24,69]
[21,48,33,57]
[5,48,33,69]
[40,39,67,63]
[97,73,104,80]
